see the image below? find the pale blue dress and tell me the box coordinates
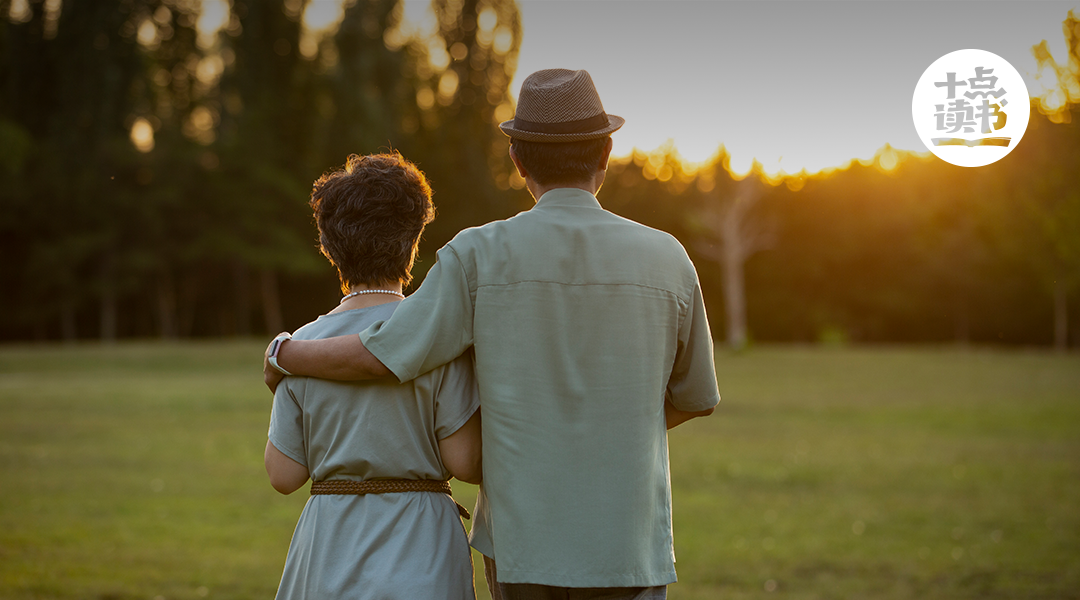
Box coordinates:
[269,302,480,600]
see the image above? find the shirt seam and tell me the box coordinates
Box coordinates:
[492,566,678,587]
[311,301,400,324]
[474,279,690,304]
[442,243,477,329]
[363,334,414,383]
[267,431,307,468]
[436,394,480,441]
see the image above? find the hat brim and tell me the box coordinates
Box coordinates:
[498,114,624,143]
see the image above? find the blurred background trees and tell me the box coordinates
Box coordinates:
[0,2,1077,349]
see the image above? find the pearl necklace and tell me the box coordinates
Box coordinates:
[340,289,405,304]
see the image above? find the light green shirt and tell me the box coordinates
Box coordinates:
[270,302,480,599]
[361,188,721,587]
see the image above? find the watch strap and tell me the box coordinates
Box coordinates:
[268,333,292,376]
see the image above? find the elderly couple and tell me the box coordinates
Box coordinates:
[261,69,720,600]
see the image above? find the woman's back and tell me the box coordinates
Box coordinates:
[269,302,479,600]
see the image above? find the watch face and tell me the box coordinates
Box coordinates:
[269,338,282,357]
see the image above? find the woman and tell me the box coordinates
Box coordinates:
[264,153,482,599]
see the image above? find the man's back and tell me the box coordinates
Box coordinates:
[365,188,719,587]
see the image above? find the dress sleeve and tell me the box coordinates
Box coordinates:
[267,378,308,467]
[666,277,722,412]
[360,244,475,383]
[432,349,482,440]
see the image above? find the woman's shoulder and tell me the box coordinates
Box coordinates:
[292,302,400,340]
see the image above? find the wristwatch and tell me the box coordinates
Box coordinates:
[268,332,292,376]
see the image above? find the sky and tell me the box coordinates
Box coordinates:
[214,0,1080,176]
[506,1,1080,175]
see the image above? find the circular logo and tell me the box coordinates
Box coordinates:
[911,49,1030,167]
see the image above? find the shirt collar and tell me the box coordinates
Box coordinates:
[533,187,602,210]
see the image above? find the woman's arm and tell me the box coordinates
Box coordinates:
[438,408,483,484]
[264,440,310,494]
[665,398,715,430]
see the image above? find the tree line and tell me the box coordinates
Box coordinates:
[1,2,1077,349]
[0,0,526,342]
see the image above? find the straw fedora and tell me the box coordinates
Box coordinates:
[499,69,624,143]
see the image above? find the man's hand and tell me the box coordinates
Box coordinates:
[264,332,289,394]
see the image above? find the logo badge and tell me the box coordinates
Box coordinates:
[912,49,1030,167]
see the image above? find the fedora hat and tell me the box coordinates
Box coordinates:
[499,69,624,143]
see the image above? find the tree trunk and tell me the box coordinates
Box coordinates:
[260,268,285,335]
[99,252,118,344]
[178,270,200,338]
[1054,279,1068,352]
[61,302,77,343]
[99,286,117,344]
[954,296,970,346]
[718,181,758,351]
[157,270,178,340]
[697,179,770,351]
[722,229,748,350]
[233,261,251,337]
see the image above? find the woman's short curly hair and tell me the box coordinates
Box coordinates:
[310,153,435,292]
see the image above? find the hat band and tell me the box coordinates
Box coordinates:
[513,112,610,135]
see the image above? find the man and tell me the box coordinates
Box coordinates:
[264,69,720,600]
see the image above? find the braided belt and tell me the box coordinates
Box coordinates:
[310,479,470,519]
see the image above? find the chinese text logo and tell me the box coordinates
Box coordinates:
[912,49,1030,167]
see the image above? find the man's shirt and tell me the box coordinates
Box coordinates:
[361,187,721,587]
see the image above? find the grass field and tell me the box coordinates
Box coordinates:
[0,342,1077,599]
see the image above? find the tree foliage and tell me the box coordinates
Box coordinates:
[0,3,1077,348]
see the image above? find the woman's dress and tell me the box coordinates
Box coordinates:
[269,301,480,600]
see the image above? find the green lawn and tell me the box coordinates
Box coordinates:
[0,343,1077,599]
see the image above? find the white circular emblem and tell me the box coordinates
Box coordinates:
[911,49,1030,167]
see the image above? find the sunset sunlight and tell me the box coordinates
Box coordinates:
[509,1,1080,178]
[186,1,1080,180]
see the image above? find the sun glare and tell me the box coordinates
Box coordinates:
[130,118,154,153]
[196,0,228,49]
[727,153,754,179]
[7,0,29,22]
[877,145,899,172]
[302,1,344,31]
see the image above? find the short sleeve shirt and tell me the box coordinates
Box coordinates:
[361,188,721,588]
[270,302,480,481]
[269,302,480,599]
